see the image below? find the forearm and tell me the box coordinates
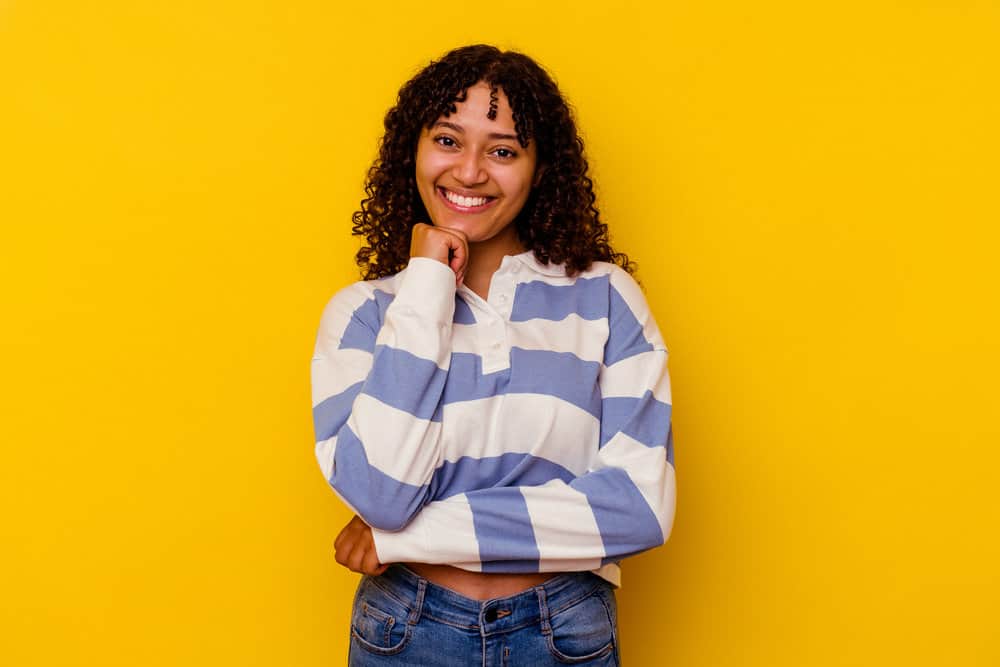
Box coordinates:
[371,454,676,572]
[312,258,457,530]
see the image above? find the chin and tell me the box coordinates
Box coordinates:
[432,213,487,235]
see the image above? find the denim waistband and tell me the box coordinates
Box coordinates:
[365,564,607,635]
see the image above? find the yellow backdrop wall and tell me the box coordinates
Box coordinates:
[2,1,998,665]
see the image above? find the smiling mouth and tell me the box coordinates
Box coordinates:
[437,187,497,212]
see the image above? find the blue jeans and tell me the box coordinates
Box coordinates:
[348,564,620,666]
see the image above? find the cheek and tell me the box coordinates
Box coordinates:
[507,170,536,202]
[414,145,438,185]
[415,165,440,204]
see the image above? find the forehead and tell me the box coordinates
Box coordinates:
[438,82,516,129]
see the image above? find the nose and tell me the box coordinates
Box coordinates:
[452,150,488,186]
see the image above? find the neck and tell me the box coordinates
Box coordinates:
[462,230,524,300]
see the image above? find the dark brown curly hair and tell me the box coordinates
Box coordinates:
[352,44,634,279]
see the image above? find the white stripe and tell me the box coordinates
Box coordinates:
[451,322,480,355]
[347,394,443,486]
[507,315,608,363]
[608,269,666,350]
[315,435,337,481]
[600,349,672,404]
[440,394,599,476]
[315,283,380,347]
[521,480,605,570]
[373,309,450,368]
[310,349,372,407]
[372,495,482,571]
[372,260,456,365]
[600,434,676,539]
[421,495,481,569]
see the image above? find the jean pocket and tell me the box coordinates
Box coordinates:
[545,587,617,664]
[350,577,413,656]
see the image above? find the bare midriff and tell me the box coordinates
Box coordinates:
[405,563,559,601]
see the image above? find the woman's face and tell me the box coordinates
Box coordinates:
[414,82,538,249]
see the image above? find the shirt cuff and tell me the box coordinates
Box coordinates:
[371,519,427,565]
[391,257,457,323]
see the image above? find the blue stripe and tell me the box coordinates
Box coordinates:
[509,348,601,418]
[313,381,363,442]
[441,353,510,405]
[479,558,542,572]
[428,453,575,500]
[510,276,609,322]
[435,348,601,416]
[327,425,427,531]
[365,345,446,421]
[468,489,541,573]
[339,290,395,352]
[330,347,601,420]
[454,295,476,324]
[600,393,673,448]
[666,424,675,466]
[571,467,663,563]
[603,286,655,366]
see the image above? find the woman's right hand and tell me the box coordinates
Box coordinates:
[334,515,389,577]
[409,222,468,286]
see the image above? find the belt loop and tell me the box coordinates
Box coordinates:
[535,585,552,636]
[407,577,427,626]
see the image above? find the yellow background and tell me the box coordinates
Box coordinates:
[2,1,998,664]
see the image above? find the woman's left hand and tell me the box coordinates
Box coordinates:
[333,515,389,576]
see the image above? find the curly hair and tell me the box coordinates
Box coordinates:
[351,44,634,279]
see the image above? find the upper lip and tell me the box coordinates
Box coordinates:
[439,186,496,199]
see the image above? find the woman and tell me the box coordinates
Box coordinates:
[311,44,676,665]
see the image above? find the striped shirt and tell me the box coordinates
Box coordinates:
[311,251,676,586]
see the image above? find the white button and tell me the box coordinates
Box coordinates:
[498,294,508,304]
[491,341,501,350]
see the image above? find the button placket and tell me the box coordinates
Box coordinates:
[462,279,512,373]
[481,313,509,373]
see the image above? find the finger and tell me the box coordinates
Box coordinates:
[334,540,350,567]
[361,543,382,576]
[345,537,367,573]
[335,537,354,569]
[333,525,349,551]
[334,515,361,551]
[448,236,468,275]
[334,525,364,567]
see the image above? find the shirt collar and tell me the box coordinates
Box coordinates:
[508,249,567,277]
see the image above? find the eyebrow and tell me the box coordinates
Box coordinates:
[432,121,520,142]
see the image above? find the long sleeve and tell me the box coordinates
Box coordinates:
[311,258,457,531]
[370,267,676,575]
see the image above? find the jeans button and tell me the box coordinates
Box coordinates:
[484,608,498,623]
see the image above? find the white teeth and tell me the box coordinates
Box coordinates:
[444,190,488,207]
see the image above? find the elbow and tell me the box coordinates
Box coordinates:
[659,514,675,546]
[354,499,421,532]
[329,475,428,532]
[325,425,430,531]
[657,476,677,546]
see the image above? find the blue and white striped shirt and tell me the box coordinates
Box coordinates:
[311,251,675,586]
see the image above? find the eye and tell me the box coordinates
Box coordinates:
[434,135,457,148]
[493,147,517,159]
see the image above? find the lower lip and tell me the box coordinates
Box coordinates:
[437,187,497,213]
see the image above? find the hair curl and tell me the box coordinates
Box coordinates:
[351,44,634,279]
